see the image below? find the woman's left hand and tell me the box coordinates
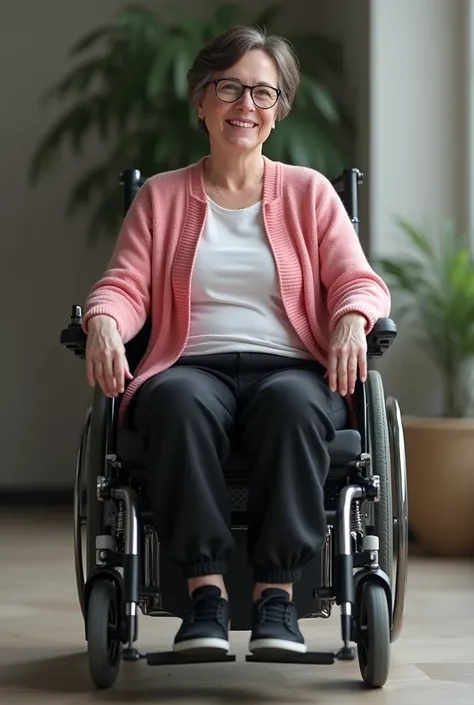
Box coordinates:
[327,313,368,396]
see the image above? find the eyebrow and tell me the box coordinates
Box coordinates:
[221,76,278,89]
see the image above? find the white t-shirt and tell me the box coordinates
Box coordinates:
[181,198,312,359]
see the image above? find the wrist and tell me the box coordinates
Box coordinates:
[340,312,367,326]
[87,314,118,330]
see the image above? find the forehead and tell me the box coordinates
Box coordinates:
[214,49,279,86]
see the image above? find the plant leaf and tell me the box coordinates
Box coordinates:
[29,0,351,242]
[69,26,111,56]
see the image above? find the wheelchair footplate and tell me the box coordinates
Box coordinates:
[246,650,335,665]
[123,648,236,665]
[122,647,338,666]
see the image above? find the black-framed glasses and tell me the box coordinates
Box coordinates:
[208,78,281,109]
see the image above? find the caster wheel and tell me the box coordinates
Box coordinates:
[87,579,122,689]
[357,582,390,688]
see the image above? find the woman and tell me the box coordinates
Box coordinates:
[83,26,391,658]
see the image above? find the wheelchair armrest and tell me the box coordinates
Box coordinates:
[60,306,397,363]
[60,305,87,359]
[366,318,397,357]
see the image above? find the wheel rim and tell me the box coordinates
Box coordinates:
[386,396,409,642]
[367,371,393,583]
[74,407,91,618]
[107,596,120,664]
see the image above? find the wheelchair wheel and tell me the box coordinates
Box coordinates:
[87,579,122,689]
[73,407,91,618]
[74,388,109,618]
[357,582,390,688]
[386,395,409,643]
[366,370,393,585]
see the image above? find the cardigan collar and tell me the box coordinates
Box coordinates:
[188,154,281,205]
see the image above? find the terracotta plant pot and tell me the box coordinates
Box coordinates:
[403,415,474,557]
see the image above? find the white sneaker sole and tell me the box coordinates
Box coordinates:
[249,638,307,654]
[172,637,230,655]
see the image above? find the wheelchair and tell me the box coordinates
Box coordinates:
[60,166,408,691]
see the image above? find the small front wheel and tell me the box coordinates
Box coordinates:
[87,579,122,689]
[357,582,390,688]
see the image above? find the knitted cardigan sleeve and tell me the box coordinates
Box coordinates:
[316,176,391,332]
[82,181,152,342]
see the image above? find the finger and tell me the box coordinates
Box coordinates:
[337,349,349,396]
[95,360,113,398]
[358,348,368,383]
[347,353,358,394]
[102,352,117,396]
[112,351,126,394]
[86,355,96,388]
[124,357,134,380]
[125,368,134,380]
[94,361,108,396]
[327,348,339,392]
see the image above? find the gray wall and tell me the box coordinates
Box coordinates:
[0,0,365,490]
[1,0,467,490]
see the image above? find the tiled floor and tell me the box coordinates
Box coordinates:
[0,507,473,704]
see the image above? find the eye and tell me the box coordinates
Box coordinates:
[219,81,241,93]
[255,87,273,98]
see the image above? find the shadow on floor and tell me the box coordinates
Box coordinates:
[0,647,368,701]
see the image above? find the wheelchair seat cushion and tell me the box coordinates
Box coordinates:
[116,428,361,475]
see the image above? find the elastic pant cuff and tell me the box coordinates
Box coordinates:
[184,561,227,578]
[253,568,302,584]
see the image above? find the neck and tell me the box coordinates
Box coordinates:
[205,148,264,191]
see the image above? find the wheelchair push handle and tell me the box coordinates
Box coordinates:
[120,169,145,215]
[70,304,83,325]
[60,304,87,359]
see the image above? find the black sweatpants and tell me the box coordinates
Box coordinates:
[132,353,348,584]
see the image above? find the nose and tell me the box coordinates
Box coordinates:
[237,88,255,110]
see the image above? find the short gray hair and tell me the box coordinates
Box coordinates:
[187,25,300,126]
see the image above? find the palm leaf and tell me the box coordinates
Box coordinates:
[69,26,111,56]
[379,218,474,416]
[29,0,352,239]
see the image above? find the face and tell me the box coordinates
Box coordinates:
[197,49,280,154]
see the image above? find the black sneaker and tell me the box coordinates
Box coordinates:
[172,585,230,655]
[249,588,307,655]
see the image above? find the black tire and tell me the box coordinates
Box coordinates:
[357,582,390,688]
[74,408,90,618]
[87,579,122,689]
[366,370,393,585]
[86,387,109,580]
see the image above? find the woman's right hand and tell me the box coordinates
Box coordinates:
[85,315,133,397]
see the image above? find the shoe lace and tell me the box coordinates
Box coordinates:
[188,593,224,623]
[257,594,293,625]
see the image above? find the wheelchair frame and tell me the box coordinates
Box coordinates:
[61,166,409,690]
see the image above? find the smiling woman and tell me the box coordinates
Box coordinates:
[82,24,391,660]
[187,26,299,207]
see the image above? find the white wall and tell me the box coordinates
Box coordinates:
[369,0,468,416]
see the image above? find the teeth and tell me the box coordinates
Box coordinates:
[229,120,255,128]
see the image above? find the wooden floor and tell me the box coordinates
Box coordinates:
[0,507,473,704]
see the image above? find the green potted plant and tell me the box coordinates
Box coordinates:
[28,1,352,243]
[379,218,474,556]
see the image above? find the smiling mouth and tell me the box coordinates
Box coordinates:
[226,119,258,129]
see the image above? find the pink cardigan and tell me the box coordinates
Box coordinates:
[83,156,391,424]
